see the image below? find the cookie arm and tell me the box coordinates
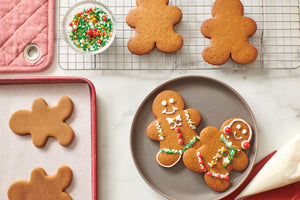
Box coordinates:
[165,6,182,25]
[201,18,216,38]
[242,17,257,37]
[126,8,141,28]
[185,108,201,127]
[146,120,161,141]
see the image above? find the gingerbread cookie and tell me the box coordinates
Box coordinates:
[126,0,183,55]
[183,118,253,191]
[147,90,201,168]
[8,165,73,200]
[201,0,257,65]
[9,96,74,147]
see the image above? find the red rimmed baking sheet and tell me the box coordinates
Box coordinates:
[0,76,97,200]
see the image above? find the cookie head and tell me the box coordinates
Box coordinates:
[137,0,169,7]
[212,0,243,17]
[222,118,253,149]
[152,90,184,118]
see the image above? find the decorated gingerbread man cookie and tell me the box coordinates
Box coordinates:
[201,0,257,65]
[8,165,73,200]
[183,118,253,191]
[147,90,201,168]
[126,0,183,55]
[9,96,74,147]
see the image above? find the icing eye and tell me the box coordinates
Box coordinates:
[162,100,167,106]
[236,124,241,129]
[242,129,247,134]
[169,98,175,104]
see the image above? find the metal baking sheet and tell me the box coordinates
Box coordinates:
[0,77,97,200]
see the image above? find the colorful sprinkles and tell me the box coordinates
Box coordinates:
[68,7,113,52]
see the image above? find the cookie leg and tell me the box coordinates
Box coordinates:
[127,34,155,55]
[202,45,231,65]
[182,148,204,173]
[231,45,258,64]
[204,173,231,192]
[156,33,183,53]
[156,151,182,168]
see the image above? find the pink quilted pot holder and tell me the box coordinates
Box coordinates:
[0,0,55,73]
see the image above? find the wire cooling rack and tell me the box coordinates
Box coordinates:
[57,0,300,70]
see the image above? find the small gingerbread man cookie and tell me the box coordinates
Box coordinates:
[147,90,201,168]
[183,118,253,191]
[9,96,74,147]
[201,0,257,65]
[8,165,73,200]
[126,0,183,55]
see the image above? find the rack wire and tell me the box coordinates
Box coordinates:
[57,0,300,70]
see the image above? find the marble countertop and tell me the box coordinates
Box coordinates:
[1,55,300,199]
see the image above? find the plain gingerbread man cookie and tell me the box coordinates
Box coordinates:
[201,0,257,65]
[8,165,73,200]
[126,0,183,55]
[147,90,201,168]
[183,118,253,191]
[9,96,74,147]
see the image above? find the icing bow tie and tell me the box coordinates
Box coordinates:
[166,115,182,125]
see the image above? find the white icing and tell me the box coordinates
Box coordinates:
[155,121,164,140]
[169,98,175,104]
[242,129,247,134]
[234,131,243,140]
[166,115,182,129]
[156,151,182,168]
[196,152,206,172]
[223,119,253,149]
[161,100,167,106]
[236,124,241,129]
[208,171,229,179]
[184,110,197,129]
[162,107,178,115]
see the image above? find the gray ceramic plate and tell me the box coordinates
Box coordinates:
[130,75,258,200]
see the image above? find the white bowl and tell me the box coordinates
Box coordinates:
[62,1,116,54]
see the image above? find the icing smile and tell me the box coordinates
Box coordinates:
[162,107,178,115]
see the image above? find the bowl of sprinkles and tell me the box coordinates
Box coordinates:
[62,1,116,54]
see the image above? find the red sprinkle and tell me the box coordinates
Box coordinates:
[92,33,97,38]
[177,133,182,138]
[84,17,88,21]
[199,160,203,165]
[175,127,180,132]
[85,10,89,13]
[225,175,229,180]
[178,139,183,144]
[216,174,221,179]
[96,32,100,36]
[80,12,83,15]
[242,141,250,149]
[224,127,231,134]
[197,153,202,158]
[71,29,75,32]
[97,40,101,44]
[89,37,92,40]
[93,27,97,32]
[103,16,107,21]
[89,8,93,12]
[201,167,206,172]
[207,171,212,176]
[69,22,73,26]
[87,29,93,36]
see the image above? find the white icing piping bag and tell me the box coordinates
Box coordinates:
[235,134,300,199]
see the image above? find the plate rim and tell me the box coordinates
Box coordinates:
[130,75,258,200]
